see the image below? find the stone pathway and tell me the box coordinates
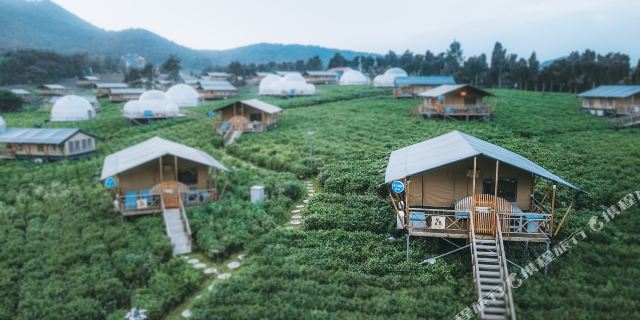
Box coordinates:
[288,181,315,227]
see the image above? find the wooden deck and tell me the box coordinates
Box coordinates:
[118,188,214,216]
[420,104,492,120]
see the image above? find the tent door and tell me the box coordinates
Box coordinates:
[160,181,180,208]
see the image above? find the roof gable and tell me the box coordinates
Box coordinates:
[385,131,580,191]
[577,85,640,98]
[218,99,283,114]
[418,84,494,98]
[395,76,456,86]
[0,128,95,144]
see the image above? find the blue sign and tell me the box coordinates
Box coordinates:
[104,177,117,188]
[391,181,405,193]
[208,111,215,118]
[438,95,445,101]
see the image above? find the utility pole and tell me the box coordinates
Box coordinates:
[307,130,314,172]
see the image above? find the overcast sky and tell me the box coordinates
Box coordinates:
[52,0,640,62]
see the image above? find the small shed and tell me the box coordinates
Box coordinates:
[100,136,229,215]
[36,84,67,96]
[108,88,144,103]
[0,128,97,161]
[206,72,231,81]
[577,85,640,116]
[418,84,494,120]
[10,89,32,102]
[304,71,338,84]
[393,76,456,97]
[216,99,283,133]
[197,81,237,100]
[95,83,129,97]
[77,76,101,87]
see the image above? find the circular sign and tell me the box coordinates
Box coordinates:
[391,181,405,193]
[104,177,117,188]
[208,111,215,118]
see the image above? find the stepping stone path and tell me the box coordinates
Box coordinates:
[187,258,199,264]
[203,267,218,275]
[238,254,245,260]
[193,263,207,269]
[227,261,241,270]
[291,209,301,213]
[291,215,302,219]
[290,220,302,225]
[217,273,232,280]
[287,180,317,227]
[296,205,305,208]
[181,309,192,318]
[303,199,309,204]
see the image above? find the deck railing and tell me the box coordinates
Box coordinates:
[118,188,215,215]
[407,208,471,232]
[420,104,492,116]
[497,212,551,239]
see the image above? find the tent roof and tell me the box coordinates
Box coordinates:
[199,81,237,91]
[109,88,145,94]
[394,76,456,86]
[577,85,640,98]
[10,89,30,95]
[95,83,128,89]
[0,128,94,144]
[38,84,66,90]
[418,84,494,97]
[305,71,338,77]
[384,130,581,191]
[238,99,282,114]
[100,136,228,180]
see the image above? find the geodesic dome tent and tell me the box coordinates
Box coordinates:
[374,68,408,87]
[140,90,171,103]
[123,90,182,120]
[339,69,369,86]
[259,75,282,95]
[166,84,199,107]
[50,95,96,122]
[259,74,316,96]
[0,116,6,133]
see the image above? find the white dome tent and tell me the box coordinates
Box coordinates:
[339,69,369,86]
[166,84,199,107]
[123,90,183,122]
[50,95,96,122]
[259,74,316,96]
[374,68,408,87]
[259,75,282,95]
[0,116,6,133]
[140,90,171,103]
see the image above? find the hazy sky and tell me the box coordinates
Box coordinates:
[52,0,640,62]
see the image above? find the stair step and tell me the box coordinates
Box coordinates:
[476,251,498,256]
[481,284,504,292]
[483,307,507,314]
[484,300,506,306]
[480,278,503,285]
[475,239,497,244]
[477,257,499,263]
[478,264,501,270]
[482,313,508,320]
[475,244,497,250]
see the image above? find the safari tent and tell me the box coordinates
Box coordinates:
[393,76,456,97]
[0,128,97,161]
[197,81,237,100]
[100,136,229,216]
[577,85,640,117]
[216,99,283,133]
[36,84,67,96]
[303,71,338,84]
[417,84,493,120]
[109,88,144,102]
[95,83,129,97]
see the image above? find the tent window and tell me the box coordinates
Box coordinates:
[483,178,518,202]
[250,113,262,122]
[68,141,74,153]
[75,141,80,152]
[82,139,88,150]
[178,168,198,186]
[37,144,44,152]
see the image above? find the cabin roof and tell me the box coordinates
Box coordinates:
[0,128,94,144]
[394,76,456,86]
[207,72,230,77]
[95,83,128,89]
[199,81,237,91]
[10,89,30,95]
[49,95,98,104]
[100,136,228,180]
[80,76,100,81]
[109,88,145,95]
[418,84,494,98]
[219,99,283,114]
[38,84,67,90]
[305,71,338,77]
[384,130,581,191]
[577,85,640,98]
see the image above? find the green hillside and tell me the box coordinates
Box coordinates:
[0,86,639,319]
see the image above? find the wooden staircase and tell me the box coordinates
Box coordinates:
[612,113,640,127]
[161,194,193,255]
[470,209,516,320]
[224,130,243,146]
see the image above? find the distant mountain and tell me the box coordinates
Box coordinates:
[0,0,375,69]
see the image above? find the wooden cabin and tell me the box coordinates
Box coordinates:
[94,83,129,97]
[386,131,581,319]
[418,84,493,120]
[198,81,237,100]
[205,72,231,81]
[216,99,283,134]
[36,84,67,96]
[10,89,32,103]
[108,88,144,103]
[577,85,640,117]
[304,71,338,84]
[100,136,228,216]
[76,76,100,87]
[393,76,456,97]
[0,128,97,161]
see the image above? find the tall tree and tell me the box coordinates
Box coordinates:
[140,63,155,89]
[443,40,463,76]
[160,55,181,82]
[305,56,323,70]
[490,42,507,88]
[527,52,540,90]
[328,53,349,68]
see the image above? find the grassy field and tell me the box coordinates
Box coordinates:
[1,86,639,319]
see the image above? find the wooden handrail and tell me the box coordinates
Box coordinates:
[178,193,192,241]
[469,212,484,317]
[495,213,517,320]
[160,197,173,240]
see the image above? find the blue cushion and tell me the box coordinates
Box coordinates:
[455,211,470,218]
[124,192,138,209]
[524,214,544,220]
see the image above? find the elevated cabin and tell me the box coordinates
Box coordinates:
[393,76,456,97]
[95,83,129,97]
[108,88,144,103]
[304,71,338,84]
[198,81,237,100]
[418,84,493,120]
[577,85,640,117]
[10,89,32,103]
[77,76,100,87]
[100,136,229,216]
[0,128,97,161]
[216,99,283,134]
[36,84,67,96]
[386,130,581,243]
[205,72,231,81]
[184,79,200,89]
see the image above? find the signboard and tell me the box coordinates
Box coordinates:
[207,111,215,118]
[104,177,117,188]
[431,216,446,229]
[391,181,405,193]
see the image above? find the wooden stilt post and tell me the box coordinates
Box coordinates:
[159,157,164,182]
[404,177,410,231]
[494,160,499,236]
[174,156,178,181]
[550,185,556,236]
